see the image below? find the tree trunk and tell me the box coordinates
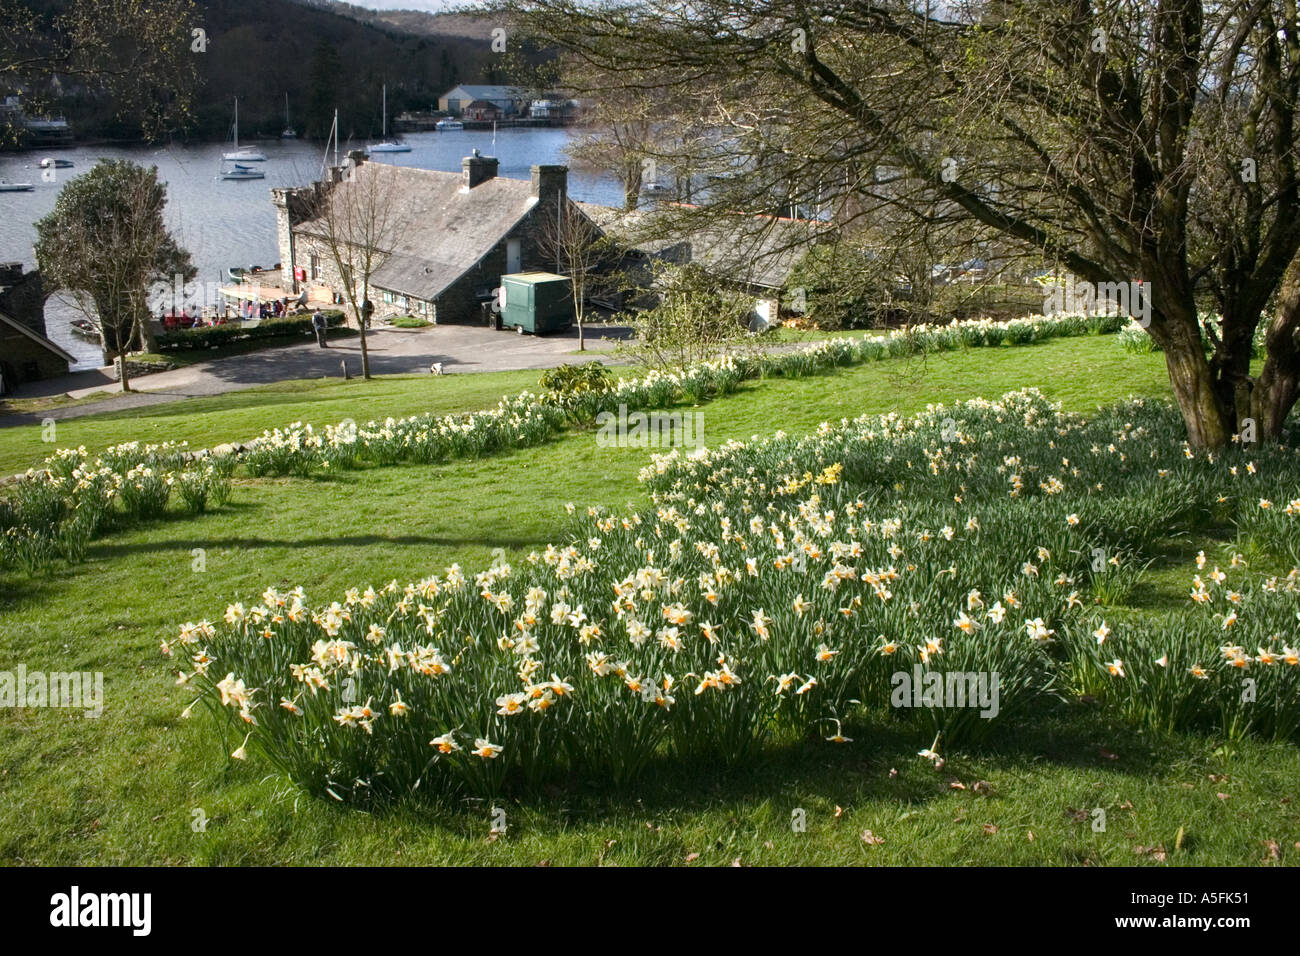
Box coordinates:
[1160,314,1232,449]
[136,312,158,354]
[117,351,132,392]
[623,157,642,211]
[1248,257,1300,440]
[354,290,372,380]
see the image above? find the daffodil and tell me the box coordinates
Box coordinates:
[472,738,503,759]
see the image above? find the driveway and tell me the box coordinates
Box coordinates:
[0,323,631,426]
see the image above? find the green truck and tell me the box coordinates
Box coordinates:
[500,272,573,335]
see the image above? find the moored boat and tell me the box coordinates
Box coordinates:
[222,98,267,162]
[0,179,34,191]
[220,163,265,181]
[39,157,74,169]
[368,84,413,152]
[435,118,464,131]
[70,319,99,340]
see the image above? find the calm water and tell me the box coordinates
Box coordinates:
[0,127,622,367]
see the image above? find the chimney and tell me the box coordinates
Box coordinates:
[531,164,567,205]
[463,149,499,189]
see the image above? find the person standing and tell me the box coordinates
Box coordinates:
[312,308,328,348]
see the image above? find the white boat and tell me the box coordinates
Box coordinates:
[368,84,412,152]
[0,179,34,191]
[435,118,463,131]
[220,163,264,181]
[281,93,297,139]
[222,98,266,161]
[39,157,74,168]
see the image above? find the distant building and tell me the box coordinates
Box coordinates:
[462,99,503,122]
[529,99,578,121]
[437,85,531,117]
[273,152,589,325]
[576,203,826,325]
[0,262,72,390]
[0,95,74,147]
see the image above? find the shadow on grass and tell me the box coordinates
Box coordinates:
[87,531,553,559]
[225,699,1209,838]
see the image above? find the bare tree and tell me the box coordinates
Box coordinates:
[537,201,612,351]
[504,0,1300,447]
[307,154,405,380]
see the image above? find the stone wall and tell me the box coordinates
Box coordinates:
[0,263,48,337]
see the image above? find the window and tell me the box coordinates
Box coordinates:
[310,254,320,280]
[382,291,394,304]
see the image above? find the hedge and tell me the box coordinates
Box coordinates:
[156,311,347,352]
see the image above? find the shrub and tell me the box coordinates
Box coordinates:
[156,311,346,352]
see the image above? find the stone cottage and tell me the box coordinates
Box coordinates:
[272,152,579,326]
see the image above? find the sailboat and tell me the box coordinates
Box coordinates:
[281,93,297,139]
[368,84,411,153]
[222,98,267,162]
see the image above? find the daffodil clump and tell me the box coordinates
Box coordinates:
[1117,315,1268,357]
[1065,556,1300,740]
[165,386,1300,805]
[0,442,234,574]
[238,313,1121,478]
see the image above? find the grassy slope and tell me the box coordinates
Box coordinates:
[2,336,1297,866]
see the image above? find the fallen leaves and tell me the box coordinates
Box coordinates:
[860,830,885,845]
[685,852,699,863]
[981,823,999,835]
[1133,843,1167,861]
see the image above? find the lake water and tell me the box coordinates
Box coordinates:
[0,127,623,367]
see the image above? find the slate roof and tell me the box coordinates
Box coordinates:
[0,309,75,363]
[295,162,540,302]
[576,202,820,290]
[445,85,530,102]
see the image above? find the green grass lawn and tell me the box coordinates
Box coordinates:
[2,334,1297,865]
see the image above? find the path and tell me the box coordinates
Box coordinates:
[0,324,630,427]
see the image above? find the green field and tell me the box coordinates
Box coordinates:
[2,335,1297,866]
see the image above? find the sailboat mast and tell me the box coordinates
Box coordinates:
[382,84,387,140]
[233,97,239,150]
[334,109,338,168]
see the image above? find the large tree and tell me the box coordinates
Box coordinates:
[0,0,199,141]
[34,160,194,391]
[506,0,1300,447]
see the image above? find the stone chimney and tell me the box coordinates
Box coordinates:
[531,164,567,205]
[463,149,499,189]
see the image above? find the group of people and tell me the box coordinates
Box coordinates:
[239,298,292,320]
